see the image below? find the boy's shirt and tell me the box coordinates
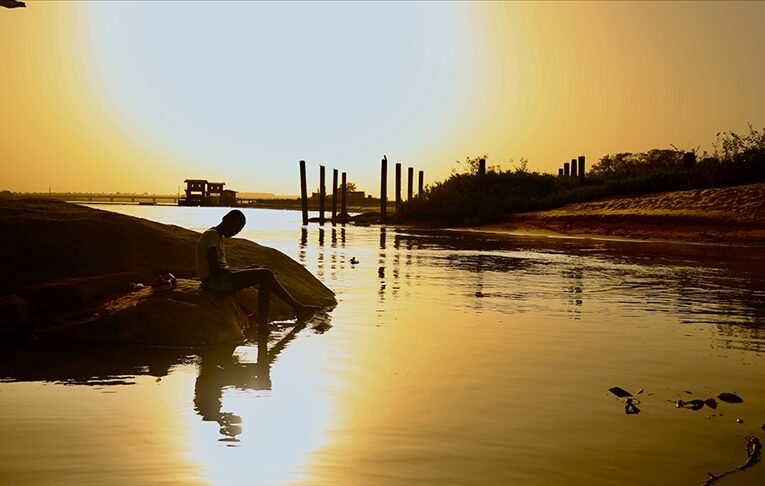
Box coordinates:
[195,228,228,280]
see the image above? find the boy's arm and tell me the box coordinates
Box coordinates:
[207,247,225,276]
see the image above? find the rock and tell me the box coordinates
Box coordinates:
[41,279,250,346]
[0,295,36,337]
[0,199,336,345]
[0,199,336,310]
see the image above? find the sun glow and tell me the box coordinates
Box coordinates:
[2,1,764,195]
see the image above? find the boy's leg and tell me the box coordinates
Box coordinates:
[231,268,320,323]
[231,268,274,324]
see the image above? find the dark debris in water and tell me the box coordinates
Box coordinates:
[609,386,633,398]
[717,392,744,404]
[608,386,640,414]
[702,436,761,485]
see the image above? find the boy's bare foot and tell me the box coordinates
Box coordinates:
[296,304,322,322]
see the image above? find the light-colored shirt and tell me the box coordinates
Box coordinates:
[196,228,228,280]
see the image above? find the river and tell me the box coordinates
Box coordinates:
[1,205,764,485]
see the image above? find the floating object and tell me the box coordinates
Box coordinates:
[608,386,633,398]
[475,291,484,298]
[349,257,359,264]
[703,436,762,485]
[736,418,744,424]
[624,397,640,415]
[717,392,743,404]
[677,399,705,411]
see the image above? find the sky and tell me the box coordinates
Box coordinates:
[1,1,764,196]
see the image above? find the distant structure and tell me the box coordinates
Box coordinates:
[179,179,238,206]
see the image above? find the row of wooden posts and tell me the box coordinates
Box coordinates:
[379,155,424,224]
[299,160,343,226]
[558,155,587,181]
[298,157,424,226]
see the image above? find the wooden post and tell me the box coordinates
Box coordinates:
[380,155,387,223]
[418,170,424,195]
[332,168,338,223]
[395,163,402,210]
[299,160,308,225]
[319,165,325,226]
[578,156,586,182]
[478,158,486,176]
[558,168,564,176]
[570,158,577,178]
[341,171,347,217]
[407,167,414,200]
[564,162,570,176]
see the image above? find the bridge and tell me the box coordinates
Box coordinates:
[25,193,180,204]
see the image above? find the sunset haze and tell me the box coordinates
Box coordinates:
[2,1,764,195]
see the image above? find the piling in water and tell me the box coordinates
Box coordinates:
[319,165,325,226]
[407,167,414,200]
[299,160,308,225]
[395,163,402,210]
[341,172,347,219]
[380,156,387,223]
[332,168,338,224]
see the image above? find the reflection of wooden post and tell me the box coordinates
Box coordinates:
[332,168,338,223]
[380,156,387,223]
[564,162,570,176]
[478,158,486,176]
[578,156,586,182]
[558,168,564,176]
[407,167,414,200]
[319,165,325,226]
[299,160,308,225]
[570,158,577,178]
[395,163,402,210]
[341,171,347,217]
[418,170,424,195]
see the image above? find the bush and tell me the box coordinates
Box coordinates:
[395,125,765,226]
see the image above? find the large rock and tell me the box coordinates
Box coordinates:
[0,199,336,344]
[43,279,250,346]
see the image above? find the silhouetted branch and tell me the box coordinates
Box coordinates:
[0,0,26,9]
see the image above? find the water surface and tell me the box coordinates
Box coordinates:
[2,205,764,485]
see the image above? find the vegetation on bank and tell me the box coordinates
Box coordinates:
[395,125,765,226]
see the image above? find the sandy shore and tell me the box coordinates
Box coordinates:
[477,182,765,245]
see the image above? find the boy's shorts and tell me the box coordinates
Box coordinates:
[202,270,234,294]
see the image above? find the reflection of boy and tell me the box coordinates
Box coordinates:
[195,210,320,323]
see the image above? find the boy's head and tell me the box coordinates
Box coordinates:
[218,210,246,237]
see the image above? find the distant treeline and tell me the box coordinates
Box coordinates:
[395,125,765,226]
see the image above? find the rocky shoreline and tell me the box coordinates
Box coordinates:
[0,199,336,345]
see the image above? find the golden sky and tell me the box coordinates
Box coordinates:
[1,1,764,195]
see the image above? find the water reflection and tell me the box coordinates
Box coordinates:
[194,324,307,444]
[0,317,332,445]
